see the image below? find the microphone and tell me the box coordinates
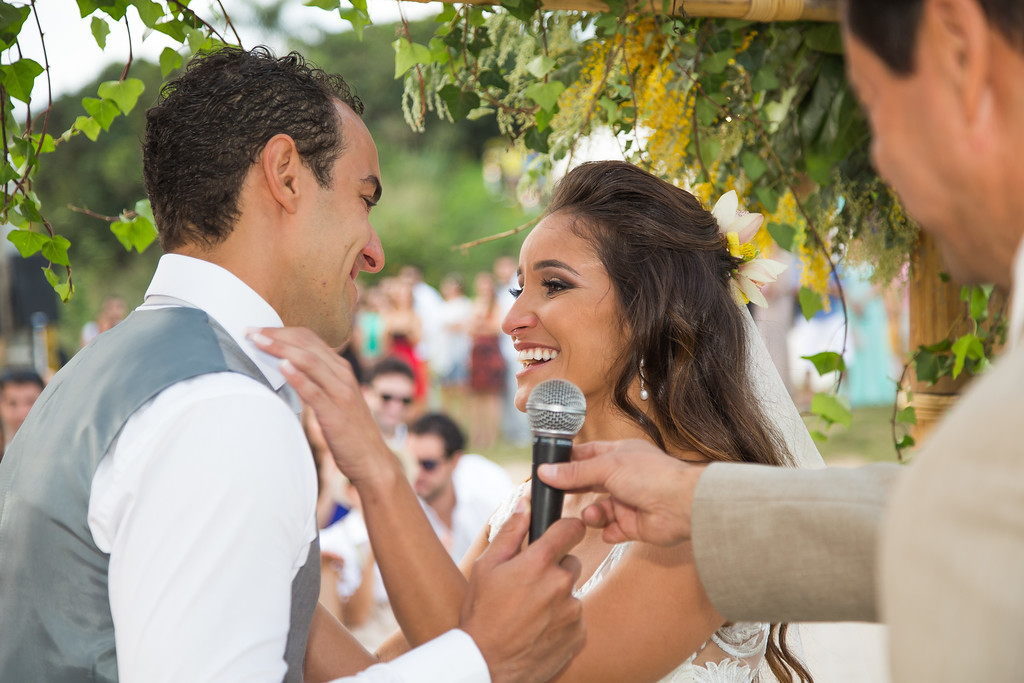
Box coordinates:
[526,379,586,543]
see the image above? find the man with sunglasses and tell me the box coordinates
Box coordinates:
[363,357,417,453]
[409,414,513,563]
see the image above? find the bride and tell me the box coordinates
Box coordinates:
[374,160,820,682]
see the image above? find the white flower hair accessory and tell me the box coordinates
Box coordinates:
[711,190,787,308]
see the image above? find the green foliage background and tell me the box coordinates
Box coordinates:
[23,15,532,354]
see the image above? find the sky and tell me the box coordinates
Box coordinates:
[13,0,437,102]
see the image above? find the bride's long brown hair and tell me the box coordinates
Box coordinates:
[545,160,812,683]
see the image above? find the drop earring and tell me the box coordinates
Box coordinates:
[639,358,649,401]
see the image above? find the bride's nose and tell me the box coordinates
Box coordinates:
[502,294,535,339]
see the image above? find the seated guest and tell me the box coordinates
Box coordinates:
[0,367,44,460]
[407,413,513,562]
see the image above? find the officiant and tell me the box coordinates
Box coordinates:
[540,0,1024,680]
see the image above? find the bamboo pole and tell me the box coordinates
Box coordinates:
[399,0,840,22]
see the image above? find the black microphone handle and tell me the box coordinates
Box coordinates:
[529,434,574,543]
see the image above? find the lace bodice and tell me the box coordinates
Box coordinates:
[489,484,770,683]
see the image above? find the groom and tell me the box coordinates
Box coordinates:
[540,0,1024,679]
[0,46,583,682]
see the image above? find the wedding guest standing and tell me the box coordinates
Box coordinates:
[468,271,506,450]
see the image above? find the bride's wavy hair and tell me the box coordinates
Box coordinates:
[545,160,812,683]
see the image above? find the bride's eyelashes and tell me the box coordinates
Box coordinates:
[540,277,572,296]
[509,277,575,299]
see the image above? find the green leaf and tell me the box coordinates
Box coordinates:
[701,49,735,74]
[7,229,49,258]
[110,201,158,253]
[29,133,56,154]
[801,351,846,376]
[523,125,550,154]
[526,55,557,79]
[82,97,120,131]
[698,137,721,166]
[478,69,510,91]
[338,4,372,40]
[90,16,110,49]
[598,96,619,124]
[766,221,796,252]
[804,24,844,54]
[695,96,719,127]
[131,0,164,27]
[73,115,102,141]
[524,81,565,112]
[466,27,491,55]
[951,333,984,379]
[438,84,480,121]
[42,267,73,302]
[755,186,779,213]
[896,434,916,450]
[798,286,824,320]
[751,67,779,91]
[97,78,145,115]
[0,4,30,50]
[0,58,44,103]
[42,235,72,267]
[185,26,207,54]
[810,392,852,427]
[435,4,457,22]
[159,47,182,78]
[968,285,991,321]
[393,40,432,78]
[740,151,768,183]
[896,405,917,425]
[304,0,340,9]
[810,429,829,442]
[535,107,555,131]
[913,349,940,384]
[500,0,539,21]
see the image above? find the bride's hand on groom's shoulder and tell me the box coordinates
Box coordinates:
[538,440,707,547]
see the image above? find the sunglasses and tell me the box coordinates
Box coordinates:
[380,393,414,405]
[417,458,443,472]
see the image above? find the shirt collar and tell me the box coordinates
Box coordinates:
[142,254,299,411]
[1010,240,1024,350]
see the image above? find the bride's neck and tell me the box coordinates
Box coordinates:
[574,397,649,444]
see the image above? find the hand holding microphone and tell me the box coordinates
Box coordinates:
[526,379,586,543]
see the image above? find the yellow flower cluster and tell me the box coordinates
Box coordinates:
[798,236,833,312]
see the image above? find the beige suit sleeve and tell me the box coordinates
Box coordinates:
[691,462,902,623]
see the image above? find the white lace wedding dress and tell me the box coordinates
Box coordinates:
[489,483,771,683]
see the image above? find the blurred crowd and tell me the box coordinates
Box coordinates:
[4,250,906,654]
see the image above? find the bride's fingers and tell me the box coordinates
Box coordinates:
[248,328,356,399]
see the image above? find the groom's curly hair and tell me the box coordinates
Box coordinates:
[544,160,812,683]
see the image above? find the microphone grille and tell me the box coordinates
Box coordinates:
[526,379,586,436]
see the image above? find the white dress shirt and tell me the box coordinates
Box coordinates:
[88,254,488,683]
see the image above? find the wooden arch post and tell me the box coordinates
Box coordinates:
[907,233,971,443]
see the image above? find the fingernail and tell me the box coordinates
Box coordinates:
[248,331,272,346]
[514,495,528,515]
[281,359,295,374]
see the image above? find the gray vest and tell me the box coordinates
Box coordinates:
[0,306,320,682]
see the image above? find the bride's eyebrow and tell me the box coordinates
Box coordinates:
[532,259,580,276]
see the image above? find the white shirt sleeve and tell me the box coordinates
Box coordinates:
[89,373,318,683]
[331,630,490,683]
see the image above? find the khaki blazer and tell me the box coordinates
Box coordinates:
[691,343,1024,680]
